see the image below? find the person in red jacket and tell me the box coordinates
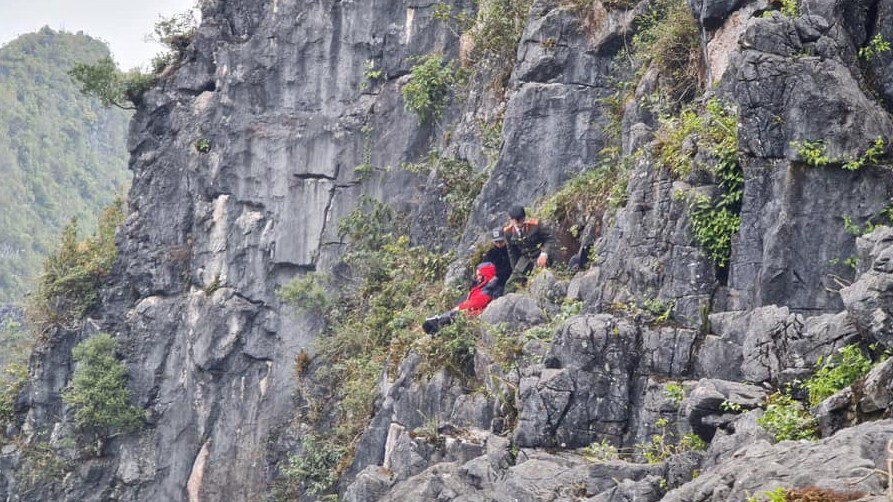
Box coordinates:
[423,262,498,334]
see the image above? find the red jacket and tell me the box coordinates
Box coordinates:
[457,262,497,315]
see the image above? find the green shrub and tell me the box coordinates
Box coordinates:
[63,333,143,434]
[630,0,702,102]
[639,417,706,463]
[434,0,533,89]
[404,150,487,228]
[661,99,742,269]
[421,313,478,377]
[686,193,741,268]
[302,198,456,449]
[791,140,830,167]
[540,153,632,241]
[402,54,457,121]
[842,137,887,171]
[859,34,891,61]
[27,197,125,332]
[757,392,817,442]
[0,362,28,426]
[149,9,197,73]
[194,138,212,153]
[281,433,347,497]
[278,273,330,314]
[748,487,787,502]
[582,438,621,462]
[804,345,872,407]
[664,382,684,405]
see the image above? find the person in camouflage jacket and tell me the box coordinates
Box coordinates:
[503,205,554,289]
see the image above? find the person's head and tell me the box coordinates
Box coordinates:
[475,261,497,285]
[491,227,506,248]
[508,205,526,226]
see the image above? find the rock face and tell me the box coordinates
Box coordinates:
[4,0,893,501]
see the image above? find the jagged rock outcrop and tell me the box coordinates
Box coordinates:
[4,0,893,500]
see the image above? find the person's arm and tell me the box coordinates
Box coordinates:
[536,221,554,267]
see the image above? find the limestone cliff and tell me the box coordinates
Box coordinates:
[3,0,893,501]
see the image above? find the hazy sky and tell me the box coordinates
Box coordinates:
[0,0,196,70]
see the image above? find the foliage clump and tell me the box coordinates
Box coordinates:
[402,54,458,121]
[629,0,702,103]
[756,391,817,442]
[27,197,125,332]
[433,0,534,89]
[539,152,632,242]
[68,57,155,110]
[0,361,28,427]
[280,433,347,497]
[638,417,706,463]
[803,345,871,407]
[660,99,741,269]
[403,150,488,228]
[62,332,143,434]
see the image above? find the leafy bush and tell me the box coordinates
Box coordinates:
[859,34,891,61]
[404,150,487,228]
[0,362,28,426]
[281,433,347,497]
[420,313,478,377]
[630,0,702,102]
[278,273,329,314]
[402,54,457,121]
[434,0,533,89]
[149,10,197,73]
[804,345,872,407]
[757,392,817,442]
[297,197,457,450]
[842,137,887,171]
[664,382,684,405]
[791,140,830,167]
[582,438,621,462]
[63,332,143,434]
[27,197,125,332]
[661,99,742,269]
[540,152,632,242]
[639,417,706,463]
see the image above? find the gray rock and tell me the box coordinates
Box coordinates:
[663,420,893,501]
[515,315,640,448]
[480,294,547,331]
[681,379,768,441]
[860,357,893,415]
[342,466,396,502]
[841,227,893,348]
[700,307,858,385]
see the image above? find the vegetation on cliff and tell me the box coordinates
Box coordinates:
[0,28,131,303]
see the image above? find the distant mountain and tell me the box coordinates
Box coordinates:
[0,27,131,303]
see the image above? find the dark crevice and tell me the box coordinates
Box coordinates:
[293,172,336,181]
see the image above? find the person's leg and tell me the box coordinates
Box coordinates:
[505,255,533,292]
[423,310,457,334]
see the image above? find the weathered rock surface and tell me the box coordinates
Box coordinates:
[5,0,893,500]
[662,420,893,502]
[842,227,893,348]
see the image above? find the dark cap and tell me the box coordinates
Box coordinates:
[508,205,526,220]
[491,227,505,242]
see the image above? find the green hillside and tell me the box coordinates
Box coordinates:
[0,27,131,303]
